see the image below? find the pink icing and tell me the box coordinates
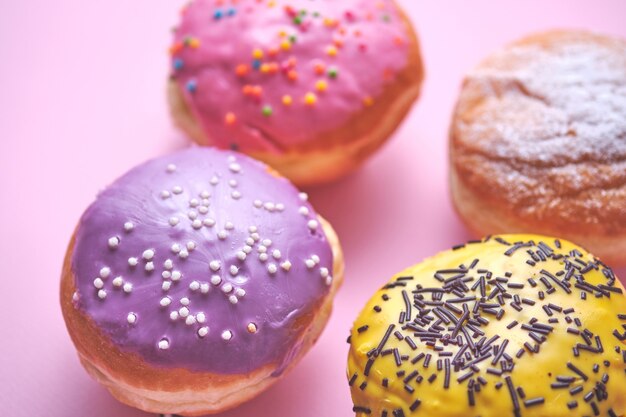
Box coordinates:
[170,0,411,153]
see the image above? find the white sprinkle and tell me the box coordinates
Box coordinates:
[201,198,210,206]
[299,192,308,201]
[210,175,219,185]
[272,249,281,259]
[160,297,172,307]
[200,190,210,199]
[185,315,196,326]
[305,259,315,269]
[172,185,183,194]
[243,245,253,254]
[228,179,238,187]
[311,255,320,264]
[231,191,241,200]
[320,267,329,278]
[112,276,123,287]
[200,283,210,293]
[163,259,173,270]
[298,206,309,216]
[144,262,154,272]
[180,297,190,306]
[142,249,155,260]
[162,270,172,279]
[158,339,169,350]
[236,251,247,261]
[93,278,104,289]
[188,211,198,220]
[160,190,171,199]
[189,198,199,208]
[196,312,206,323]
[192,219,202,229]
[229,162,242,173]
[262,239,272,247]
[258,245,267,253]
[264,202,275,212]
[253,199,263,208]
[166,163,176,173]
[267,263,278,274]
[229,295,238,304]
[99,267,111,279]
[127,313,137,324]
[229,265,239,276]
[162,281,171,291]
[221,330,233,341]
[210,275,222,286]
[124,221,134,232]
[178,249,189,259]
[123,282,133,293]
[72,292,79,302]
[259,253,269,262]
[234,288,246,297]
[97,289,107,299]
[276,203,285,211]
[198,326,209,337]
[218,230,228,240]
[198,206,209,214]
[325,275,333,286]
[171,271,182,281]
[307,219,319,230]
[222,283,233,293]
[251,233,260,241]
[224,222,234,230]
[171,243,181,254]
[248,226,258,233]
[281,261,292,271]
[108,236,120,249]
[247,323,258,333]
[170,311,179,321]
[189,281,200,291]
[179,307,189,317]
[128,257,138,267]
[245,237,255,246]
[209,260,221,271]
[186,241,196,251]
[203,218,216,227]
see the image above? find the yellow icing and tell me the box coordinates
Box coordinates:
[347,235,626,417]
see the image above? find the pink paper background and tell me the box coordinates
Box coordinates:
[2,1,625,416]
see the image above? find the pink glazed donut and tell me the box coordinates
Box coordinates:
[60,147,344,415]
[167,0,424,185]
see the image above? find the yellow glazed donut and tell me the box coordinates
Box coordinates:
[347,235,626,417]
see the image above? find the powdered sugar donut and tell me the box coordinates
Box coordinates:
[60,148,344,415]
[450,30,626,266]
[168,0,423,185]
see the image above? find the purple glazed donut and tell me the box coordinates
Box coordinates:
[60,147,344,415]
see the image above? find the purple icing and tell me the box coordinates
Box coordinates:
[71,147,333,374]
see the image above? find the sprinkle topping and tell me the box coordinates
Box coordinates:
[70,148,333,374]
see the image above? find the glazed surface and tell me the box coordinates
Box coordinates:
[71,147,334,374]
[348,234,626,417]
[451,31,626,236]
[170,0,411,152]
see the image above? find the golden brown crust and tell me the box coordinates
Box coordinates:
[450,30,626,264]
[60,216,344,415]
[168,3,424,186]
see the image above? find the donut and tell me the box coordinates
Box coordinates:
[60,147,344,415]
[347,234,626,417]
[167,0,424,186]
[449,30,626,266]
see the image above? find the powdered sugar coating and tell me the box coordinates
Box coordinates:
[452,31,626,233]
